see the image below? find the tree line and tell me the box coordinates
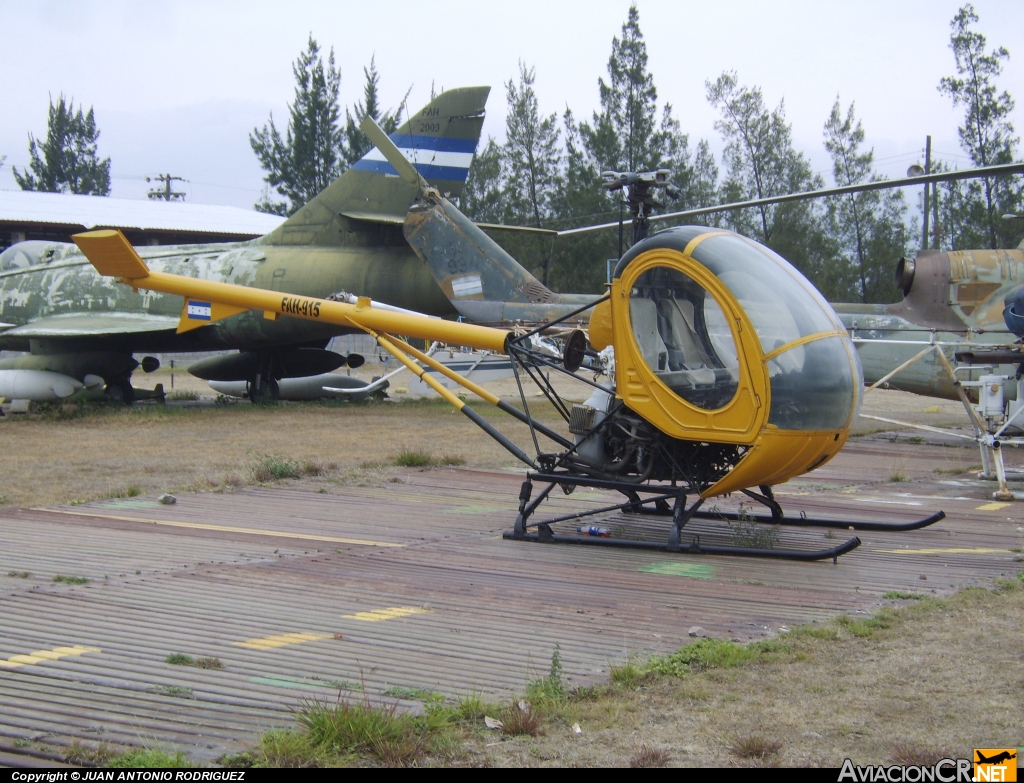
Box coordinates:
[459,4,1021,302]
[9,4,1021,304]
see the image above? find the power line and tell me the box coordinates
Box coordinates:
[146,173,187,201]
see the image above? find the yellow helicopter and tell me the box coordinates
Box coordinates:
[71,118,943,561]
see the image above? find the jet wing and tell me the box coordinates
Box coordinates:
[0,312,179,338]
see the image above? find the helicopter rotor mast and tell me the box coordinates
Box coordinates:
[601,169,682,250]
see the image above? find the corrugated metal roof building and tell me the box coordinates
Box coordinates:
[0,190,285,249]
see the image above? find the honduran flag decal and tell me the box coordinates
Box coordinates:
[187,301,212,320]
[352,134,477,183]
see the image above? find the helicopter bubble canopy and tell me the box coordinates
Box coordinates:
[610,226,862,451]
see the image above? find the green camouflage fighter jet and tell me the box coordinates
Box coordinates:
[0,86,586,404]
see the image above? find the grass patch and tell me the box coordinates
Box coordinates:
[455,692,501,722]
[251,453,301,482]
[158,685,194,697]
[0,493,7,505]
[392,449,465,468]
[52,574,89,585]
[883,590,925,600]
[166,653,223,669]
[64,740,119,766]
[835,609,896,638]
[247,688,505,766]
[648,638,788,678]
[889,471,909,483]
[296,695,429,766]
[6,570,30,578]
[109,484,143,498]
[249,453,337,482]
[890,740,956,766]
[630,744,671,767]
[497,700,545,737]
[730,734,783,760]
[728,519,780,549]
[166,390,201,401]
[382,686,444,702]
[108,748,193,768]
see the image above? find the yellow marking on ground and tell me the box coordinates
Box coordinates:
[233,632,331,650]
[342,607,431,622]
[37,508,404,548]
[975,502,1012,511]
[0,644,100,669]
[878,547,1012,555]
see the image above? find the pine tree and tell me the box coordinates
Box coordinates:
[502,63,561,229]
[343,56,407,167]
[823,98,908,303]
[14,95,111,195]
[937,4,1021,249]
[548,111,619,293]
[705,71,833,288]
[498,63,564,284]
[250,36,344,216]
[460,138,505,224]
[579,3,712,209]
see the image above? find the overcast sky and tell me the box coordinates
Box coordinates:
[1,0,1021,210]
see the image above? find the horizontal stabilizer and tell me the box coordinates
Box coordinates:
[0,312,179,339]
[72,230,150,279]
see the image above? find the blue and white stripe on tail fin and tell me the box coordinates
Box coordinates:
[353,133,478,184]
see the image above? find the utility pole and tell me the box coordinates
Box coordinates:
[921,136,931,250]
[146,174,186,202]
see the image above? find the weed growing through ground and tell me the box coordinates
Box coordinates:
[630,744,671,768]
[382,686,444,702]
[835,610,895,638]
[296,695,429,765]
[159,685,194,697]
[166,653,223,669]
[498,700,545,737]
[883,591,925,600]
[392,450,466,468]
[251,453,301,481]
[64,741,190,768]
[6,571,30,578]
[526,644,566,705]
[729,519,780,549]
[108,485,143,498]
[52,575,89,585]
[107,748,193,768]
[890,740,956,766]
[730,735,783,761]
[249,453,336,482]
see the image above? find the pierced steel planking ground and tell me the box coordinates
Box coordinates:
[0,439,1020,764]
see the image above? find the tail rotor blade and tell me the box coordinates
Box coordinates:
[359,117,425,188]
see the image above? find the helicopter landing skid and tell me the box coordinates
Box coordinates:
[699,486,946,532]
[507,473,862,563]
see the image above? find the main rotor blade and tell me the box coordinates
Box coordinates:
[554,162,1024,238]
[359,116,426,188]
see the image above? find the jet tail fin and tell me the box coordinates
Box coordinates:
[262,86,490,246]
